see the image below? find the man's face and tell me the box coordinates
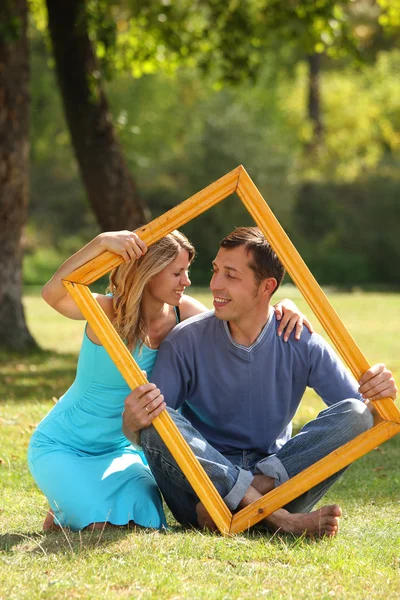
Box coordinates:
[210,245,269,324]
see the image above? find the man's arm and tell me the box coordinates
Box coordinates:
[150,339,192,408]
[307,334,397,405]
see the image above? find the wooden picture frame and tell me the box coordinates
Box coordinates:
[63,165,400,534]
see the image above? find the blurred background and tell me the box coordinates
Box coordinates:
[2,0,400,350]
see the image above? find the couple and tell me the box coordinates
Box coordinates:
[28,227,397,535]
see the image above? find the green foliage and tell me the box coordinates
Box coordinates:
[29,0,47,32]
[378,0,400,34]
[71,0,399,85]
[283,51,400,181]
[291,175,400,286]
[28,0,394,84]
[0,15,23,43]
[23,246,66,286]
[280,50,400,287]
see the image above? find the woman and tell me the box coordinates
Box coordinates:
[28,230,312,531]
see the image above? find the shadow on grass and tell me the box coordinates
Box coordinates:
[0,350,77,403]
[0,525,315,557]
[0,525,166,555]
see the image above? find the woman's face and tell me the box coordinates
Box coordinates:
[145,249,191,306]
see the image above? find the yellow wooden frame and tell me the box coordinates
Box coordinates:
[63,165,400,535]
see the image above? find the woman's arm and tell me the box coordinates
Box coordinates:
[42,231,146,320]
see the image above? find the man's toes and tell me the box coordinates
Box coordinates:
[323,504,342,518]
[324,529,337,538]
[326,516,340,527]
[319,515,340,537]
[324,523,338,533]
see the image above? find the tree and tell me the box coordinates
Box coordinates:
[44,0,148,231]
[0,0,38,351]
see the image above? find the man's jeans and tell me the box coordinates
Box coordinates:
[141,399,373,527]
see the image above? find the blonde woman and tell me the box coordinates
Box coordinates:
[28,230,311,531]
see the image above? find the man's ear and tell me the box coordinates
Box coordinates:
[261,277,278,297]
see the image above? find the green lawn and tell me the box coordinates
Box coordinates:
[1,288,399,599]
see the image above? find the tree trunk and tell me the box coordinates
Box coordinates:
[45,0,148,232]
[306,53,323,152]
[0,0,38,351]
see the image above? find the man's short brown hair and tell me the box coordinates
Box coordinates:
[220,227,285,293]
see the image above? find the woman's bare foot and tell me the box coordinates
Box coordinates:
[84,520,139,531]
[265,504,342,537]
[84,522,110,531]
[43,510,108,532]
[43,509,60,531]
[44,512,139,532]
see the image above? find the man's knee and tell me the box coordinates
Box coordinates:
[141,408,210,459]
[335,398,374,435]
[141,407,182,450]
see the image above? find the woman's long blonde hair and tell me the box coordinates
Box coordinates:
[107,230,195,350]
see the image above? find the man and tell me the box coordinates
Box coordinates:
[123,227,397,536]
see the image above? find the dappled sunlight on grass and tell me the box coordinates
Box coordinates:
[0,351,77,404]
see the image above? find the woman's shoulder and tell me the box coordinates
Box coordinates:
[93,293,115,319]
[179,294,209,321]
[85,294,115,344]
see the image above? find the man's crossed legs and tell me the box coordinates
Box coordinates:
[141,399,373,536]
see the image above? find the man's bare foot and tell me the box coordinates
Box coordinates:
[196,497,340,537]
[196,502,218,531]
[43,509,60,531]
[265,504,342,537]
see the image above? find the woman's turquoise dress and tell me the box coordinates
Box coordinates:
[28,327,167,530]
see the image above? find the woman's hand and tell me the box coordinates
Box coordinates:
[274,298,314,342]
[99,231,147,262]
[42,230,147,319]
[123,382,166,437]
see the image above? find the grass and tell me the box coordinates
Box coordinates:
[1,287,399,599]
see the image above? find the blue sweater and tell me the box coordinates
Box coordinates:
[151,310,362,455]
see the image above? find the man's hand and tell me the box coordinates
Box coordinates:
[122,383,166,440]
[358,363,398,401]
